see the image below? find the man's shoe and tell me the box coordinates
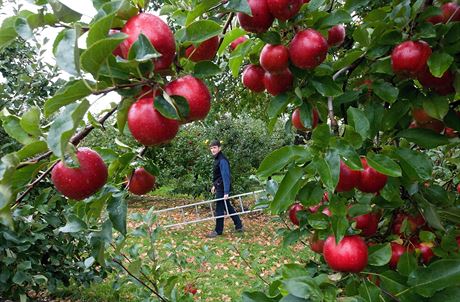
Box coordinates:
[235,227,244,233]
[206,231,220,238]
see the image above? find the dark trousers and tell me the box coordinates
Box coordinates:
[215,191,243,234]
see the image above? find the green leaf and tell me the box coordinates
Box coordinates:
[2,116,36,145]
[47,100,90,158]
[381,271,420,301]
[347,107,370,139]
[16,141,48,161]
[194,61,222,77]
[218,28,246,55]
[312,124,331,148]
[0,153,20,183]
[258,146,311,178]
[423,96,449,121]
[271,167,304,213]
[331,216,349,244]
[416,198,445,231]
[344,0,371,12]
[20,106,41,137]
[58,215,87,233]
[53,27,80,75]
[257,31,281,45]
[308,0,327,11]
[372,81,399,103]
[397,128,450,149]
[224,0,252,15]
[367,243,391,266]
[408,259,460,297]
[186,0,220,26]
[335,140,362,170]
[333,50,364,70]
[81,33,129,76]
[44,80,92,116]
[311,77,342,97]
[315,155,336,192]
[427,52,454,78]
[358,280,380,302]
[343,125,363,149]
[267,93,290,119]
[316,10,352,28]
[49,0,82,23]
[397,251,418,277]
[430,287,460,302]
[0,26,17,50]
[107,191,127,235]
[14,17,33,40]
[282,276,323,300]
[353,27,370,47]
[86,12,116,47]
[382,99,410,131]
[325,149,340,190]
[393,148,432,181]
[127,33,161,62]
[185,20,222,43]
[116,98,134,133]
[366,152,402,177]
[242,291,278,302]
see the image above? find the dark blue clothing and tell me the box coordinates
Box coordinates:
[215,191,242,235]
[213,152,231,194]
[212,151,242,234]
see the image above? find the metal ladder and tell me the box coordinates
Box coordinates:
[152,190,266,229]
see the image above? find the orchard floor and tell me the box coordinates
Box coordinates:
[54,195,315,302]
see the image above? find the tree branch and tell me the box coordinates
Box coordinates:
[112,258,169,302]
[218,12,235,50]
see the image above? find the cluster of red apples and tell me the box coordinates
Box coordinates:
[239,0,345,96]
[288,188,459,274]
[52,13,215,201]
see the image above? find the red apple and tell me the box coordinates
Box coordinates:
[357,157,387,193]
[51,148,108,200]
[427,14,444,24]
[391,213,420,236]
[309,232,325,254]
[185,36,219,62]
[442,2,460,22]
[352,212,380,237]
[266,0,302,21]
[418,120,445,133]
[289,29,328,69]
[291,107,319,131]
[391,40,432,77]
[263,68,293,96]
[164,75,211,122]
[457,184,460,194]
[336,161,361,192]
[237,0,274,33]
[127,96,180,146]
[322,207,332,217]
[127,167,156,195]
[184,283,198,295]
[259,44,290,73]
[229,36,247,51]
[120,13,176,71]
[327,24,345,47]
[415,242,435,264]
[412,108,434,124]
[323,235,368,273]
[417,67,455,96]
[288,203,305,226]
[389,242,411,269]
[242,64,265,92]
[444,127,457,138]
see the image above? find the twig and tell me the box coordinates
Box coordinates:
[111,243,159,292]
[281,218,309,247]
[112,258,169,302]
[13,161,58,206]
[218,12,235,50]
[231,243,270,286]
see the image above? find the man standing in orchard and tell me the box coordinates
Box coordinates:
[207,140,244,238]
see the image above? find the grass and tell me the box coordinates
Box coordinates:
[57,195,315,302]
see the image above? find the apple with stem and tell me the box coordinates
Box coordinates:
[391,40,432,77]
[164,75,211,122]
[242,64,265,92]
[327,24,345,47]
[237,0,274,33]
[51,148,108,200]
[127,168,156,195]
[323,235,368,273]
[259,44,290,73]
[289,29,328,69]
[120,13,176,71]
[266,0,302,21]
[127,96,180,146]
[185,36,219,62]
